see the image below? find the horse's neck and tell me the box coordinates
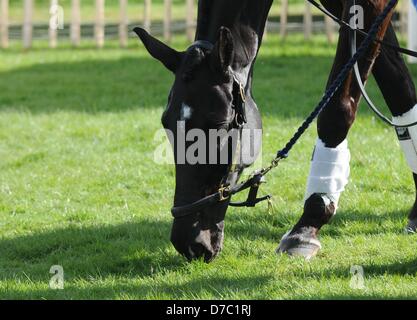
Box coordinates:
[195,0,272,70]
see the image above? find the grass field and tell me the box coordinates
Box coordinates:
[1,35,417,299]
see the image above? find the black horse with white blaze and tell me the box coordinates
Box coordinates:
[134,0,417,261]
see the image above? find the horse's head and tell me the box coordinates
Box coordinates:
[134,26,261,262]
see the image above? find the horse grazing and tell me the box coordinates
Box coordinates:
[134,0,271,261]
[134,0,417,262]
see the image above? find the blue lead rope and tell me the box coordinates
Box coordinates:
[276,0,399,159]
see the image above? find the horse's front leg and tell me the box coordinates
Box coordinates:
[372,24,417,232]
[277,0,396,259]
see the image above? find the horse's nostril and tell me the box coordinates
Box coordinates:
[171,235,214,262]
[170,217,224,262]
[188,243,214,262]
[188,244,205,259]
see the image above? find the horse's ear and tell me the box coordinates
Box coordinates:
[211,27,235,76]
[133,27,182,73]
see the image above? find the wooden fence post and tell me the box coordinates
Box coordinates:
[23,0,33,49]
[49,0,58,48]
[304,1,312,40]
[71,0,81,47]
[400,0,408,36]
[0,0,8,48]
[95,0,105,48]
[186,0,194,42]
[144,0,151,32]
[164,0,172,42]
[324,15,334,44]
[264,19,268,40]
[119,0,128,47]
[280,0,288,39]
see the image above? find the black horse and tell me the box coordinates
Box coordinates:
[134,0,417,261]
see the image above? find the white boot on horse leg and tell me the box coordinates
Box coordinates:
[393,104,417,233]
[277,138,350,259]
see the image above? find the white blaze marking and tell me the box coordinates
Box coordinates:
[180,103,193,121]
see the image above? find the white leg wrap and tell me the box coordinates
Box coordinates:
[304,138,351,210]
[393,104,417,174]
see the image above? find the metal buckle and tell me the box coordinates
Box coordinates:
[218,186,231,201]
[238,82,246,103]
[231,72,246,103]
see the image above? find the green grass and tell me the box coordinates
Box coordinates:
[1,35,417,299]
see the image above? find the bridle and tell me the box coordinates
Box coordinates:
[171,41,272,219]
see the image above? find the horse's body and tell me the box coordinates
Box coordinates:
[135,0,417,261]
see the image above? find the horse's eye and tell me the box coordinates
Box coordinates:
[207,120,230,131]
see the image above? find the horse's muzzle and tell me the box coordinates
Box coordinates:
[170,216,224,263]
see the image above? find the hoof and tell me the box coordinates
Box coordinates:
[405,218,417,234]
[276,229,322,260]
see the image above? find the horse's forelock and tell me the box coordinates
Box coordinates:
[182,47,207,82]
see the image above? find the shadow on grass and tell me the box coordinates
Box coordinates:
[0,219,184,282]
[2,273,273,300]
[1,48,412,125]
[1,51,412,122]
[322,209,410,237]
[0,217,273,299]
[224,208,410,243]
[0,55,337,116]
[294,254,417,283]
[0,57,173,113]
